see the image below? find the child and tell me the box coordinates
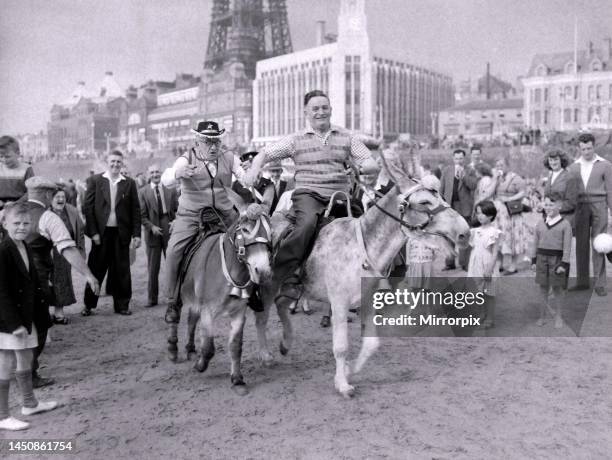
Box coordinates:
[467,200,502,328]
[0,203,58,431]
[530,195,572,328]
[405,174,441,291]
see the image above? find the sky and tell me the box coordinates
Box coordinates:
[1,0,611,135]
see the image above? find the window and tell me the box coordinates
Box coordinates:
[574,109,580,122]
[596,85,602,99]
[590,59,602,71]
[565,86,572,97]
[544,110,549,125]
[564,61,574,74]
[535,64,547,76]
[534,88,541,103]
[588,85,594,100]
[544,88,549,102]
[563,109,571,123]
[534,110,541,125]
[574,86,579,100]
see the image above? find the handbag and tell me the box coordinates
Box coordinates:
[505,199,523,215]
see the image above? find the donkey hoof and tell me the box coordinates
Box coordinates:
[336,382,356,399]
[231,375,248,396]
[279,341,289,356]
[194,358,207,373]
[168,352,178,363]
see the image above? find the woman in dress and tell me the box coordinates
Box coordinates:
[49,189,85,324]
[493,157,527,274]
[542,148,577,227]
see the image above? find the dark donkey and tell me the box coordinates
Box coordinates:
[168,196,273,395]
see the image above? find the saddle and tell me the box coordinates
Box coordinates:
[173,207,227,305]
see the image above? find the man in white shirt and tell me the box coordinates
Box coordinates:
[83,151,141,315]
[567,133,612,295]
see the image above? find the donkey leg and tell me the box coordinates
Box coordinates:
[351,336,380,375]
[276,297,294,356]
[254,290,274,366]
[194,310,215,373]
[167,322,178,362]
[228,309,248,396]
[185,309,199,360]
[330,302,354,398]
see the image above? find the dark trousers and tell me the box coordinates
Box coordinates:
[274,189,329,283]
[30,256,53,376]
[575,200,608,288]
[84,227,132,311]
[146,215,169,304]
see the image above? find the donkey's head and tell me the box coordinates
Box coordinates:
[226,189,273,284]
[379,141,469,257]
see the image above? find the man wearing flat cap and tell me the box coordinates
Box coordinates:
[23,176,100,387]
[161,121,251,323]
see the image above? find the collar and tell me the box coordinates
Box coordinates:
[545,215,562,227]
[27,198,46,207]
[576,154,604,165]
[102,171,126,183]
[150,182,162,190]
[303,124,340,136]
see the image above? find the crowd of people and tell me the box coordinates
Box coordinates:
[1,90,611,430]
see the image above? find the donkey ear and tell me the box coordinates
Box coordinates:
[224,186,248,214]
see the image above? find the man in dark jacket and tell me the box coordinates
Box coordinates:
[82,150,141,315]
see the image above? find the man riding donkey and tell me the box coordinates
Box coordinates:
[162,121,264,324]
[243,90,379,306]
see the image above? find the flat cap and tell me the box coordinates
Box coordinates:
[25,176,59,191]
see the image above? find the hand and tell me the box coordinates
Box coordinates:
[131,237,141,249]
[531,264,537,272]
[242,171,257,188]
[151,225,163,237]
[92,234,101,245]
[555,266,566,274]
[86,273,100,296]
[176,163,196,179]
[12,326,27,337]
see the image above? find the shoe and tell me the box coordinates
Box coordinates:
[568,285,590,291]
[502,269,518,276]
[320,316,331,328]
[32,375,55,389]
[81,307,93,316]
[21,401,59,416]
[115,310,132,316]
[53,316,69,325]
[594,287,607,297]
[0,416,29,431]
[442,265,456,271]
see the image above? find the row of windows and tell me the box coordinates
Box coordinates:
[260,58,332,78]
[531,84,612,103]
[535,59,605,76]
[531,107,612,125]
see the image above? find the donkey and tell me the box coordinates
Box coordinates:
[168,199,273,395]
[255,145,471,398]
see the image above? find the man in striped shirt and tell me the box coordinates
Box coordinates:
[244,90,379,305]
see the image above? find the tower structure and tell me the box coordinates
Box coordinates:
[200,0,293,148]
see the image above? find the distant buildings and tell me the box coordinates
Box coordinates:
[437,98,524,141]
[252,0,454,145]
[522,39,612,131]
[16,131,48,162]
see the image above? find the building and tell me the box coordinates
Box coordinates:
[522,39,612,131]
[199,0,293,148]
[437,98,524,141]
[252,0,454,145]
[456,66,522,103]
[123,74,201,155]
[47,72,127,158]
[16,131,48,162]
